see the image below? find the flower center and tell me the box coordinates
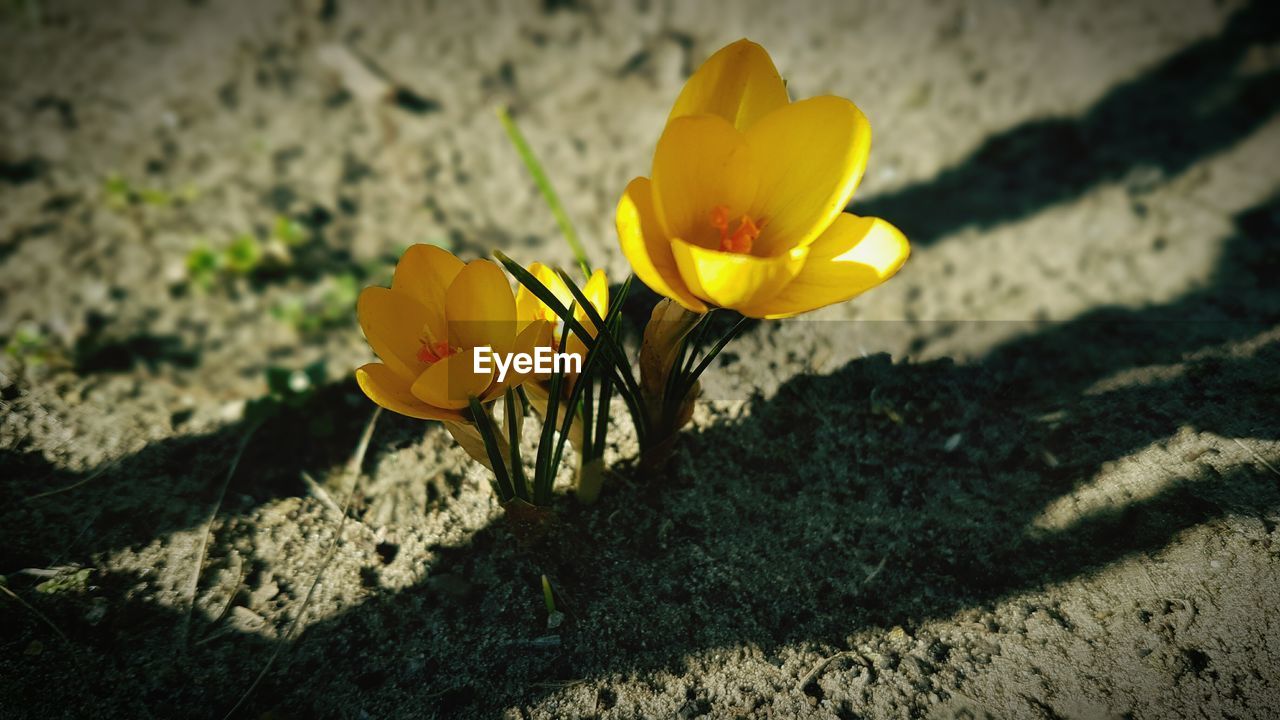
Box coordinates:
[417,339,457,364]
[417,324,458,365]
[711,204,762,254]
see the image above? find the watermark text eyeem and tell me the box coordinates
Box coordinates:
[474,346,581,382]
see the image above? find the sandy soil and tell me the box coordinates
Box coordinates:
[2,0,1279,717]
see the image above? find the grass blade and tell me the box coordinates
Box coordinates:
[681,315,750,400]
[593,364,613,460]
[496,106,591,279]
[496,253,647,445]
[680,310,716,376]
[551,340,603,480]
[581,369,595,454]
[533,320,573,505]
[504,388,527,499]
[469,397,516,503]
[552,268,645,416]
[494,251,597,349]
[549,275,635,471]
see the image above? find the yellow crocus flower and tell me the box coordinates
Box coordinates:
[355,244,548,421]
[616,39,910,319]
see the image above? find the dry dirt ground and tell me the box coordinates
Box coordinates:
[3,0,1280,718]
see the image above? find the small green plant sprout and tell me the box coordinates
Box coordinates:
[102,173,193,210]
[34,567,92,595]
[187,223,305,289]
[271,215,308,247]
[272,274,359,335]
[184,233,271,288]
[541,574,565,629]
[4,322,58,367]
[137,187,173,207]
[224,233,264,275]
[260,215,309,266]
[541,574,556,613]
[264,360,327,406]
[185,242,221,289]
[251,361,332,434]
[101,174,133,210]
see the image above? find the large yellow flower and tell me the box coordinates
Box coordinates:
[616,39,910,319]
[355,244,547,421]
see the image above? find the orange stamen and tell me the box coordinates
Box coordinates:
[710,205,761,254]
[710,205,731,234]
[417,339,455,365]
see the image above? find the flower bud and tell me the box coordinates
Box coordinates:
[639,298,701,439]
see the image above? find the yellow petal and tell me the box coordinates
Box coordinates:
[616,177,708,313]
[482,318,553,400]
[745,96,871,255]
[355,363,462,421]
[651,114,757,245]
[568,268,611,345]
[739,214,910,319]
[356,287,432,382]
[670,237,807,311]
[391,244,463,326]
[446,259,516,357]
[411,347,495,410]
[564,337,590,366]
[516,261,573,329]
[534,262,573,308]
[668,39,789,131]
[581,268,610,321]
[570,265,604,358]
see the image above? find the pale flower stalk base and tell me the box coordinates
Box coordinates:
[638,298,702,466]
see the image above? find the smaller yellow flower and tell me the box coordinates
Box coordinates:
[355,244,549,421]
[515,262,610,365]
[512,263,612,502]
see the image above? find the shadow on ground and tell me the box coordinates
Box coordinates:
[2,4,1279,716]
[857,0,1280,246]
[297,190,1273,717]
[0,379,437,570]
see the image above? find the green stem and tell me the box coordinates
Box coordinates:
[680,315,750,401]
[469,397,516,503]
[593,367,613,461]
[552,268,648,421]
[498,253,647,447]
[534,319,573,505]
[664,310,715,428]
[504,388,527,499]
[680,311,716,376]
